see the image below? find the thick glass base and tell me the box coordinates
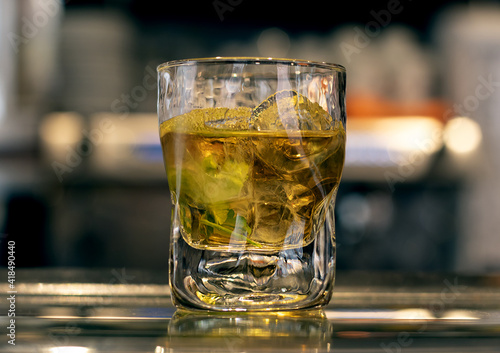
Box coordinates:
[169,204,336,311]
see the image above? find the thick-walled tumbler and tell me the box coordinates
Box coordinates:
[158,57,346,311]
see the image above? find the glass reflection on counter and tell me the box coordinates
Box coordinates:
[161,309,332,352]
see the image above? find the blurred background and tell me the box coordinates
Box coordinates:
[1,0,500,273]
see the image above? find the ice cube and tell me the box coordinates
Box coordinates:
[251,90,332,131]
[251,201,294,244]
[254,135,330,175]
[251,121,344,178]
[283,182,315,220]
[248,177,312,247]
[252,177,288,203]
[250,199,311,248]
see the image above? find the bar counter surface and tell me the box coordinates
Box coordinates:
[1,269,499,352]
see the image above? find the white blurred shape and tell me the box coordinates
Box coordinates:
[49,347,91,353]
[40,112,83,146]
[436,3,500,272]
[444,117,482,154]
[393,309,435,320]
[441,310,479,320]
[39,112,85,168]
[0,1,17,124]
[344,117,444,182]
[257,28,290,58]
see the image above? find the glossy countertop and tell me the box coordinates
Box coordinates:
[1,269,499,352]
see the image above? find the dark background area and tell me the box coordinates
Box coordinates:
[1,0,500,273]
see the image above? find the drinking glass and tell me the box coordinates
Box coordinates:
[158,57,346,311]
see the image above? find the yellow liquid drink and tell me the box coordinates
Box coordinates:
[161,108,345,252]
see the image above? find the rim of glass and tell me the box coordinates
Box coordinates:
[157,57,346,73]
